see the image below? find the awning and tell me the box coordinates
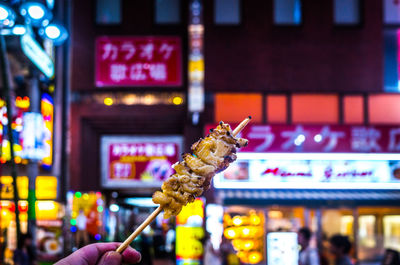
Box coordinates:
[216,189,400,207]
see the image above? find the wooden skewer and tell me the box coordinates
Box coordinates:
[116,116,252,254]
[232,116,251,136]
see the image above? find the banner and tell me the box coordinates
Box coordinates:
[206,124,400,153]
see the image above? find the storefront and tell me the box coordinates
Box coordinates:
[208,123,400,265]
[0,176,63,264]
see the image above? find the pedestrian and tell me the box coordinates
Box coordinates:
[55,242,141,265]
[13,233,36,265]
[298,227,320,265]
[329,234,353,265]
[75,209,89,248]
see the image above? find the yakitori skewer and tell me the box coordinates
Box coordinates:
[116,116,251,254]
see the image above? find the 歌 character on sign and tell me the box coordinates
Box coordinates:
[102,43,118,61]
[388,128,400,151]
[109,63,128,82]
[351,127,382,152]
[121,42,136,60]
[247,125,275,151]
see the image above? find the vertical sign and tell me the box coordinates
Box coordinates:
[188,0,205,113]
[176,198,205,265]
[41,93,54,169]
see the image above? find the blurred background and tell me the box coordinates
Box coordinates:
[1,0,400,264]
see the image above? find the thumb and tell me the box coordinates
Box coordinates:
[97,251,122,265]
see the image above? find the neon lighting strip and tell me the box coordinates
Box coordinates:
[214,152,400,190]
[236,152,400,161]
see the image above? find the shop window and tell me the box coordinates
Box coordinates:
[274,0,302,25]
[384,0,400,25]
[96,0,121,25]
[155,0,181,24]
[343,95,364,124]
[384,29,400,92]
[334,0,360,25]
[215,93,262,123]
[369,94,400,124]
[214,0,241,25]
[292,94,339,124]
[383,215,400,252]
[266,95,287,123]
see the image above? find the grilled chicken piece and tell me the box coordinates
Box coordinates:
[152,121,248,218]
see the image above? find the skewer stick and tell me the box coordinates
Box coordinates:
[116,206,163,253]
[232,116,251,136]
[116,116,251,254]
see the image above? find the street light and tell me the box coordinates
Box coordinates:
[20,1,52,27]
[0,3,16,27]
[39,22,68,45]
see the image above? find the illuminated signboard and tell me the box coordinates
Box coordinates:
[0,176,57,200]
[21,33,55,78]
[0,176,29,199]
[267,232,298,265]
[223,210,265,264]
[101,135,182,188]
[41,93,54,169]
[214,153,400,189]
[176,198,205,265]
[21,112,46,160]
[95,36,182,87]
[205,124,400,153]
[0,94,54,167]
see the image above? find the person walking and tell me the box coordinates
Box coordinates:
[329,234,353,265]
[298,227,320,265]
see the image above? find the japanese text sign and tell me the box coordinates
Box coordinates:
[206,124,400,153]
[101,136,182,188]
[96,36,182,87]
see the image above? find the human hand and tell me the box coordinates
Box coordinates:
[55,243,141,265]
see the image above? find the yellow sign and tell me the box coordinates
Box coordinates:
[36,201,61,220]
[0,176,57,200]
[0,176,28,199]
[36,176,57,199]
[176,198,204,225]
[176,226,204,259]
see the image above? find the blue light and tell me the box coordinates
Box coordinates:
[20,2,52,27]
[109,204,119,212]
[95,234,101,240]
[70,226,77,233]
[12,25,26,35]
[0,4,16,27]
[39,23,68,45]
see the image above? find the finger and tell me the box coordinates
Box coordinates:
[120,246,141,264]
[55,243,138,265]
[96,251,121,265]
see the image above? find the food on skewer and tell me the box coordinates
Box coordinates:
[152,121,249,218]
[116,117,251,254]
